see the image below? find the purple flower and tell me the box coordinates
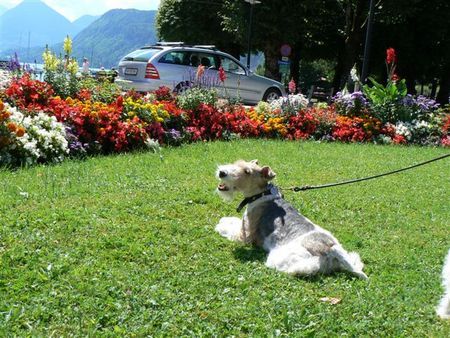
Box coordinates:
[166,128,181,140]
[333,91,368,116]
[8,52,21,72]
[401,94,439,112]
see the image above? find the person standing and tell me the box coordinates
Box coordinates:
[82,57,90,74]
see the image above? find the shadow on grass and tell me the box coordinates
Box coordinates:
[233,246,266,263]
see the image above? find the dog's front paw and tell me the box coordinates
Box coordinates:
[215,217,242,241]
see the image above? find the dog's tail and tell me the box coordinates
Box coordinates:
[329,245,368,280]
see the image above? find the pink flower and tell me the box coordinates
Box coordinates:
[288,78,296,94]
[218,66,226,82]
[391,73,399,82]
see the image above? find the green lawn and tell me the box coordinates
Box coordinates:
[1,140,449,336]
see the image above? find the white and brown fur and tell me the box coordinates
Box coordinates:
[215,159,368,279]
[437,249,450,319]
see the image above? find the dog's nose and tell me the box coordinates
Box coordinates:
[219,170,227,178]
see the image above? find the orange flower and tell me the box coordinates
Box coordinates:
[16,127,26,137]
[0,100,4,111]
[196,65,205,79]
[7,122,17,132]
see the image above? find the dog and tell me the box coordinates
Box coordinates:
[437,249,450,319]
[215,159,368,279]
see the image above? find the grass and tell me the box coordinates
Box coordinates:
[1,140,449,336]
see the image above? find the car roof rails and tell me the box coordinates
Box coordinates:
[154,41,185,46]
[192,45,217,50]
[142,42,218,51]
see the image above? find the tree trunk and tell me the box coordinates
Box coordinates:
[263,43,281,82]
[289,44,301,91]
[430,79,438,98]
[332,0,366,93]
[436,64,450,105]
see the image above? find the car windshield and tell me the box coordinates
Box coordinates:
[123,48,161,62]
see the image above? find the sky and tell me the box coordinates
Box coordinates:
[1,0,161,21]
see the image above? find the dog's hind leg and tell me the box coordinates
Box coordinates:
[265,242,321,276]
[329,245,368,280]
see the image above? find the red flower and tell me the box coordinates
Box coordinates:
[386,48,397,65]
[391,73,399,82]
[218,67,226,82]
[393,134,406,144]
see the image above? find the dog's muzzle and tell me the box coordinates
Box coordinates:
[217,183,229,191]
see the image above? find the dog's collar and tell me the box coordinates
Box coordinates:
[236,189,273,212]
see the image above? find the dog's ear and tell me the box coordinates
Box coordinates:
[261,166,276,180]
[250,159,259,165]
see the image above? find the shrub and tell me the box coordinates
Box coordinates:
[5,73,55,112]
[269,93,309,116]
[42,37,80,98]
[0,101,68,166]
[332,115,383,143]
[176,87,218,111]
[333,91,369,117]
[287,110,319,140]
[78,77,121,104]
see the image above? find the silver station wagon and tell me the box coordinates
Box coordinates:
[115,42,285,105]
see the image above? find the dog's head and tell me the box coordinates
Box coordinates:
[216,159,276,200]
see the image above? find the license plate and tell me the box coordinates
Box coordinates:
[125,68,138,75]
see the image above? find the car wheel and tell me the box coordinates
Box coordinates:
[174,81,193,94]
[263,88,282,102]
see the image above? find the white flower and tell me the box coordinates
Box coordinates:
[270,93,308,115]
[350,66,360,82]
[0,70,12,90]
[395,122,412,140]
[3,105,69,164]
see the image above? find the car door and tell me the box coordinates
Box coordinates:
[217,56,260,103]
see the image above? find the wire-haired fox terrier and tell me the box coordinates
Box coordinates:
[215,159,368,280]
[437,249,450,319]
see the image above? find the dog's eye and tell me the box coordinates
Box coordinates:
[244,168,251,175]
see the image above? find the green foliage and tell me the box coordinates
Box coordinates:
[0,141,449,336]
[299,59,336,90]
[43,68,80,99]
[176,87,218,110]
[157,0,238,52]
[363,77,410,123]
[364,77,408,106]
[79,77,121,104]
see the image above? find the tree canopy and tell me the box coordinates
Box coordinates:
[156,0,450,103]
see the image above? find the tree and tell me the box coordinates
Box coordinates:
[156,0,241,57]
[157,0,450,101]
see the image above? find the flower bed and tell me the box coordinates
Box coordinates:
[0,69,449,167]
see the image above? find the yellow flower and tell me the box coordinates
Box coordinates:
[67,58,79,75]
[63,35,72,56]
[42,49,59,71]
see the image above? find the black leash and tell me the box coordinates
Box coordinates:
[284,153,450,192]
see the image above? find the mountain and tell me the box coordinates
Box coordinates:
[0,0,73,51]
[0,9,158,69]
[72,15,100,35]
[71,9,157,68]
